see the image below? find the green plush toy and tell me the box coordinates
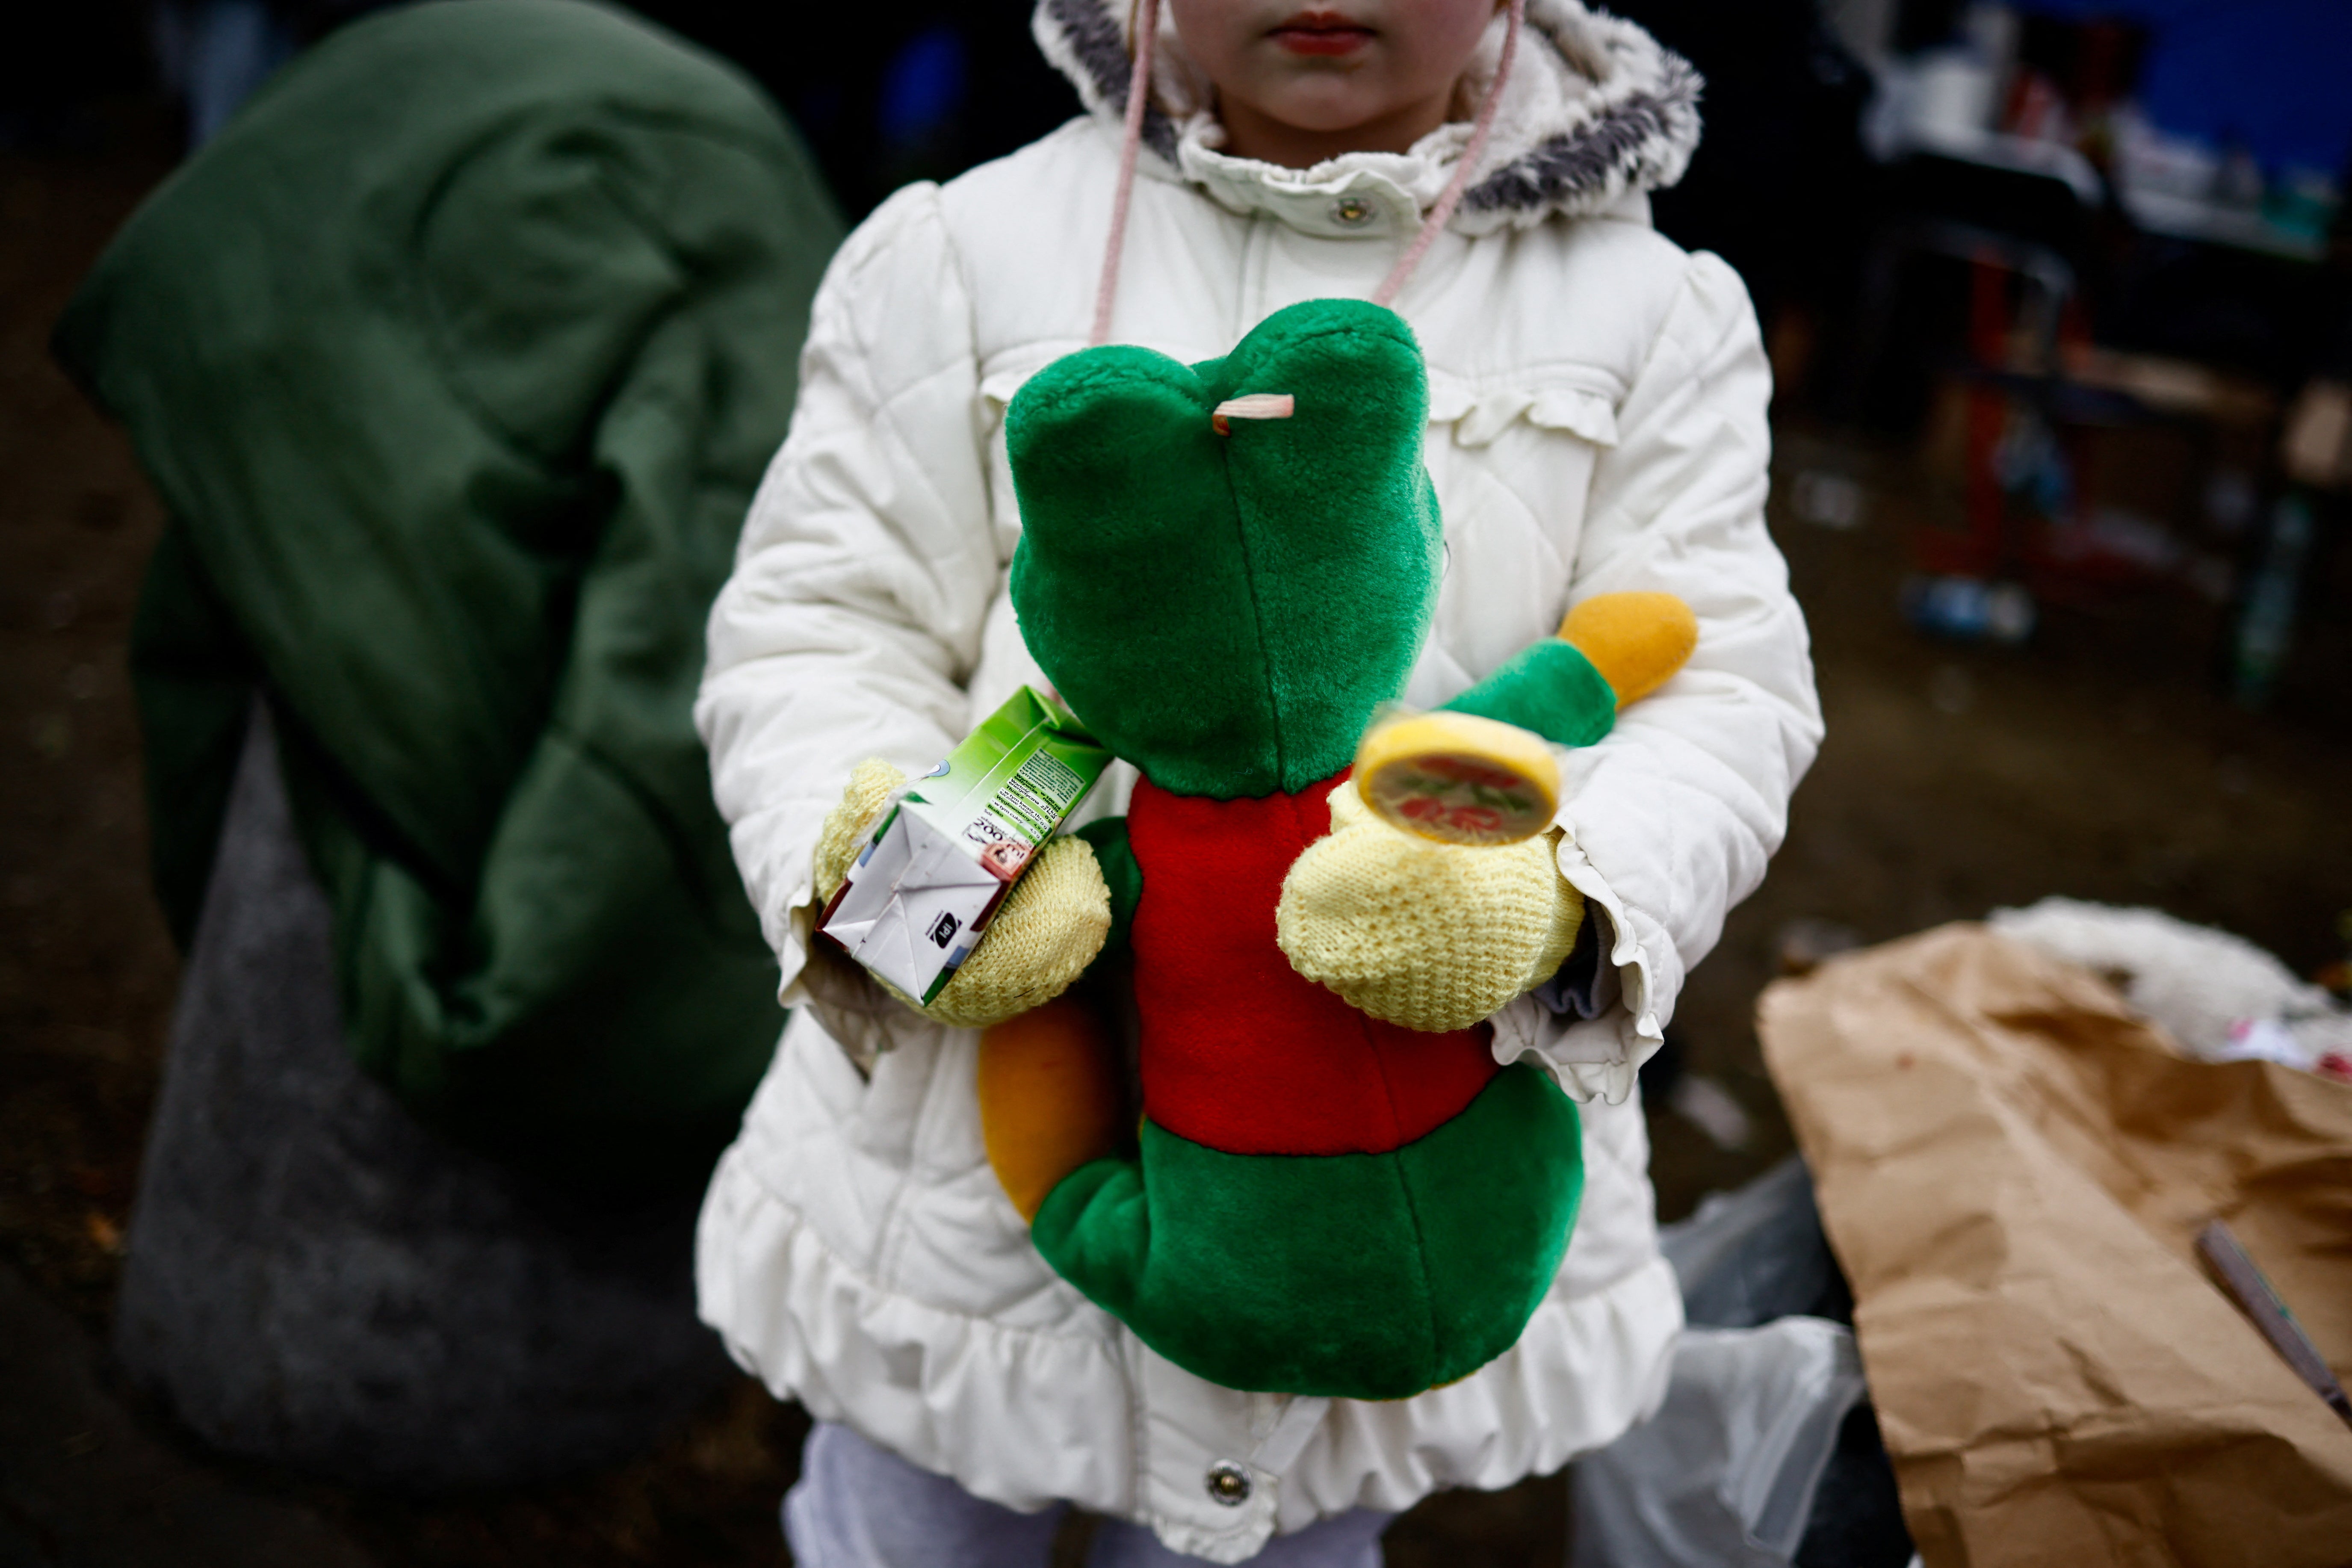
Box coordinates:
[953,298,1692,1399]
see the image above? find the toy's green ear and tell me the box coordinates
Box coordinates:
[1008,299,1440,798]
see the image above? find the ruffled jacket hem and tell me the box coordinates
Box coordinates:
[699,1098,1681,1560]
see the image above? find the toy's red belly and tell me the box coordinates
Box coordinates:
[1125,773,1501,1157]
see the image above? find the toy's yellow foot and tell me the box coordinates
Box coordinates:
[1277,784,1584,1033]
[978,997,1123,1221]
[1560,591,1698,707]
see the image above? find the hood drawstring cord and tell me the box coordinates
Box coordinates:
[1090,0,1163,346]
[1373,0,1525,308]
[1089,0,1528,347]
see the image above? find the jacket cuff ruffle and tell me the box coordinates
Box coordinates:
[1492,818,1668,1104]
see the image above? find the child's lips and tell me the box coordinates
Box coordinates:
[1269,11,1375,56]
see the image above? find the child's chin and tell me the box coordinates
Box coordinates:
[1254,88,1403,136]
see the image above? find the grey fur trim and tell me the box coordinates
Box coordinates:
[1462,54,1702,218]
[1037,0,1178,161]
[1030,0,1703,220]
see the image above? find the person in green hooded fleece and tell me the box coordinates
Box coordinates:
[54,0,842,1488]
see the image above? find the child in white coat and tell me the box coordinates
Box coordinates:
[693,1,1822,1562]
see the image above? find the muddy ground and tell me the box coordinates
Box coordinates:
[3,124,2348,1568]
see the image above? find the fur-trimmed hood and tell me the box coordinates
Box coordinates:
[1031,0,1702,233]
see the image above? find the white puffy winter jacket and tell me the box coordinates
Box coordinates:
[693,1,1822,1559]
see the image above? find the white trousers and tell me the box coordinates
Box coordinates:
[784,1423,1393,1567]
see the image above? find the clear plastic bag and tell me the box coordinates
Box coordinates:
[1571,1317,1868,1568]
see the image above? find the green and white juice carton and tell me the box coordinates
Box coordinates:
[818,686,1111,1004]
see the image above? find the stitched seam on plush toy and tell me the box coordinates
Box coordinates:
[1229,315,1424,790]
[1383,1138,1444,1386]
[1344,787,1408,1153]
[1297,781,1404,1152]
[1220,424,1287,791]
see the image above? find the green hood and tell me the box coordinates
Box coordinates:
[54,0,843,1187]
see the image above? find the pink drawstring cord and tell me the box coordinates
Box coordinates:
[1089,0,1528,345]
[1090,0,1161,346]
[1373,0,1525,308]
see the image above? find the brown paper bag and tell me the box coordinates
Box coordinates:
[1758,924,2352,1568]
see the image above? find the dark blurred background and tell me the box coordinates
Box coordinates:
[5,2,2349,1565]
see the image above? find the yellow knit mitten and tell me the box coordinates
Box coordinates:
[813,758,912,902]
[815,759,1111,1030]
[1276,783,1583,1033]
[927,836,1110,1027]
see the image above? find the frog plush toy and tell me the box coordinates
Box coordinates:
[818,298,1693,1400]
